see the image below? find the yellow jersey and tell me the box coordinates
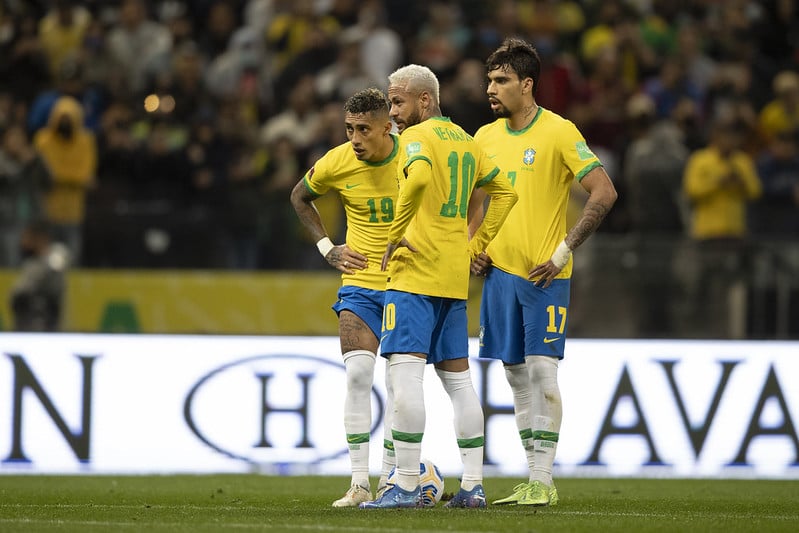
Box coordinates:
[303,134,400,290]
[682,146,761,240]
[475,107,602,280]
[386,116,509,300]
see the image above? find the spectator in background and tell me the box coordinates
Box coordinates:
[106,0,173,95]
[260,74,321,159]
[570,45,632,180]
[643,57,703,120]
[10,219,69,332]
[28,56,107,134]
[260,135,304,269]
[205,25,272,118]
[197,0,239,60]
[440,58,494,135]
[355,0,402,90]
[752,128,799,237]
[674,21,718,98]
[33,95,97,265]
[758,70,799,144]
[149,41,210,125]
[266,0,340,77]
[579,0,657,86]
[623,93,688,337]
[0,10,52,107]
[0,123,51,267]
[412,1,471,77]
[534,41,580,118]
[37,0,91,79]
[682,113,762,337]
[224,142,266,270]
[316,27,379,104]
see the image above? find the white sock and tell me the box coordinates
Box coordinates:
[525,356,562,486]
[504,363,535,479]
[436,367,484,491]
[379,359,395,488]
[343,350,375,488]
[389,353,426,491]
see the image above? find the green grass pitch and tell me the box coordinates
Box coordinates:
[0,475,797,532]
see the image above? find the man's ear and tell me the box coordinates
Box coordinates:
[523,77,535,95]
[419,91,431,110]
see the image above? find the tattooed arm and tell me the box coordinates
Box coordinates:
[565,166,618,250]
[529,166,617,287]
[290,178,366,274]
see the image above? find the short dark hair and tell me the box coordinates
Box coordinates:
[486,38,542,94]
[343,88,389,116]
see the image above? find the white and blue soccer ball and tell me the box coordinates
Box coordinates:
[386,458,445,507]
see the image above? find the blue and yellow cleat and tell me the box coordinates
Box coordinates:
[443,484,487,508]
[359,485,422,509]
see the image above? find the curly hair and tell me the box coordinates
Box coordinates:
[343,87,389,115]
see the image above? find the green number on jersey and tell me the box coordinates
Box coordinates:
[367,197,394,223]
[440,151,476,219]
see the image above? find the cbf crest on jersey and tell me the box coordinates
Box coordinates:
[523,147,536,165]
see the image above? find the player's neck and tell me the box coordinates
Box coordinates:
[422,104,443,122]
[373,135,395,162]
[509,101,539,131]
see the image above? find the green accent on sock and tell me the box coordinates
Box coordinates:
[519,428,533,440]
[383,439,395,451]
[532,430,559,443]
[391,430,423,443]
[346,433,370,445]
[457,436,485,449]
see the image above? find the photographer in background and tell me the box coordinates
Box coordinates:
[10,219,70,332]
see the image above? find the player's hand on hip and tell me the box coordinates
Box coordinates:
[471,252,492,277]
[528,260,562,288]
[381,238,416,271]
[327,244,367,274]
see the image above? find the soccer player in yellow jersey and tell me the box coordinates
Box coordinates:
[290,88,398,507]
[360,65,518,509]
[471,38,618,507]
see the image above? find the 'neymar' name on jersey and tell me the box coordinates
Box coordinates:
[386,117,502,300]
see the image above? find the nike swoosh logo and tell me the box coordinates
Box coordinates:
[488,154,497,159]
[543,337,561,344]
[345,183,361,189]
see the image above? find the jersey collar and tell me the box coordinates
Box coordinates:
[504,106,543,136]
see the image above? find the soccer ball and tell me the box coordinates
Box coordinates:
[386,458,445,507]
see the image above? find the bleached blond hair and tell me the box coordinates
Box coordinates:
[388,64,440,104]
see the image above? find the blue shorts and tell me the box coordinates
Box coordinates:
[478,267,571,363]
[331,285,384,339]
[380,290,468,364]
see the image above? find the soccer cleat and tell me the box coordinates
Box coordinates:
[491,482,532,505]
[518,481,558,506]
[375,484,388,500]
[359,485,421,509]
[332,484,372,508]
[443,484,487,508]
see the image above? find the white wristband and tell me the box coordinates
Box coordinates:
[551,240,572,269]
[316,236,334,258]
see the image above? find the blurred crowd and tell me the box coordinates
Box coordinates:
[0,0,798,276]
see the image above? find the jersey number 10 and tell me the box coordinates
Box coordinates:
[440,151,476,219]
